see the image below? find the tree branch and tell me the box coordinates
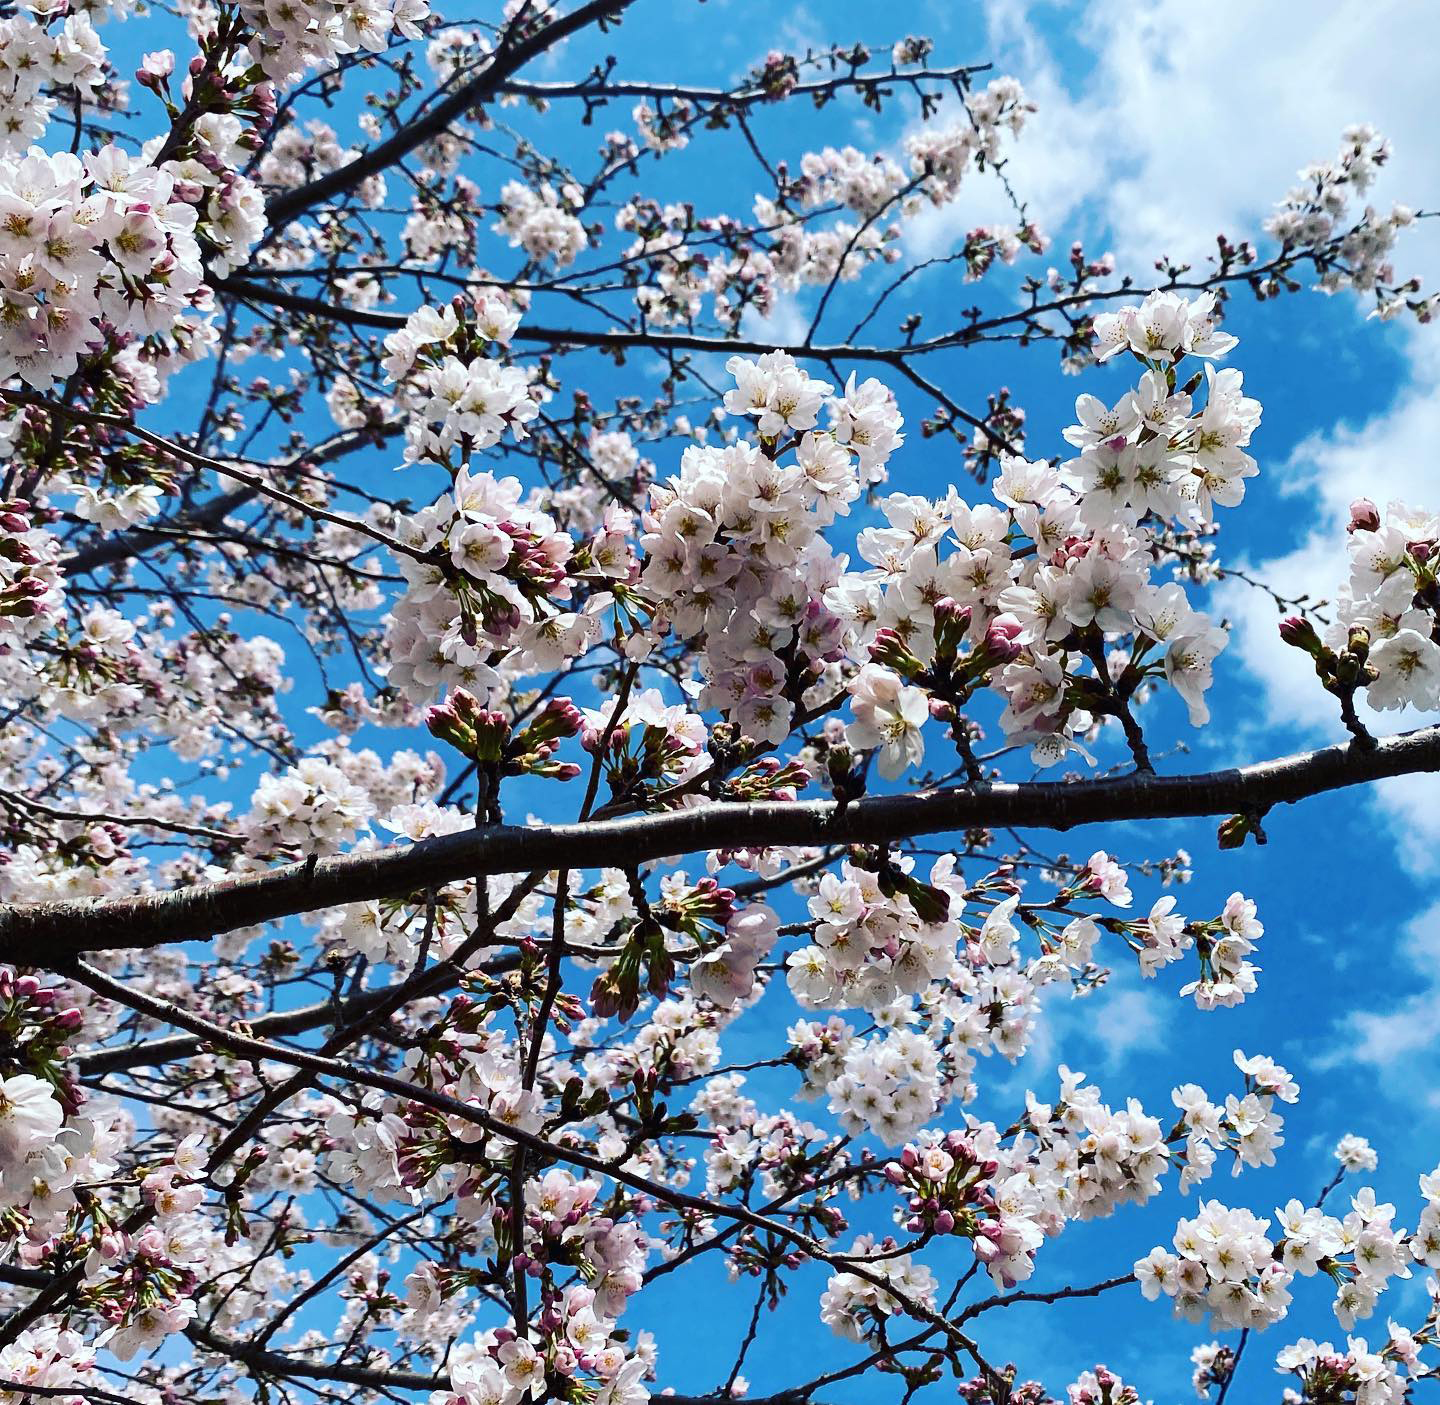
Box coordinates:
[264,0,638,229]
[2,725,1436,965]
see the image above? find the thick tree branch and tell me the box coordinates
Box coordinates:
[2,725,1437,965]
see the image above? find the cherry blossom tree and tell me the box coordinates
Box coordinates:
[1,3,1439,1404]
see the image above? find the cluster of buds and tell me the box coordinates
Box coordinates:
[0,500,63,629]
[1065,1367,1146,1405]
[1279,614,1378,726]
[425,691,584,802]
[425,689,512,764]
[956,1370,1139,1405]
[1276,1335,1416,1404]
[590,915,673,1022]
[885,1132,1000,1239]
[655,877,737,943]
[393,1106,463,1195]
[750,48,801,101]
[719,756,811,803]
[508,699,584,780]
[956,1377,1051,1405]
[150,10,278,160]
[868,600,1021,764]
[496,520,571,599]
[445,1282,645,1404]
[870,599,1025,692]
[86,1227,200,1359]
[582,709,705,810]
[0,967,85,1112]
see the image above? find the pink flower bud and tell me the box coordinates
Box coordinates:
[984,613,1024,663]
[1347,498,1381,533]
[1278,615,1323,656]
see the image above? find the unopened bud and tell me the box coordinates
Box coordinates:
[1277,615,1323,656]
[1217,814,1251,850]
[867,627,921,677]
[1347,498,1381,534]
[983,613,1024,664]
[933,596,972,659]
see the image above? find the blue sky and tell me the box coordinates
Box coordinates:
[90,0,1440,1398]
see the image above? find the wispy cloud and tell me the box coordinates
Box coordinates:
[907,0,1440,269]
[904,0,1440,872]
[1320,899,1440,1069]
[1217,327,1440,873]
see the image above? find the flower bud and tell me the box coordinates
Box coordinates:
[424,701,476,756]
[933,596,972,659]
[867,627,921,677]
[1277,615,1323,656]
[983,613,1024,664]
[1347,498,1381,533]
[1217,814,1251,850]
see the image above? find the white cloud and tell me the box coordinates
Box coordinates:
[1323,898,1440,1069]
[1216,326,1440,872]
[740,291,810,348]
[1085,986,1163,1063]
[907,0,1440,868]
[909,0,1440,270]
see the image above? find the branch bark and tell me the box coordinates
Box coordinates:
[2,725,1436,966]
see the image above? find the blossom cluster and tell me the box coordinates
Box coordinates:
[238,0,429,81]
[1331,498,1439,711]
[4,3,1440,1398]
[754,78,1040,302]
[0,145,221,390]
[435,1285,652,1405]
[1137,1182,1411,1333]
[0,8,105,155]
[381,466,594,707]
[819,1233,938,1344]
[495,179,588,268]
[243,754,377,857]
[1265,125,1437,321]
[637,357,903,747]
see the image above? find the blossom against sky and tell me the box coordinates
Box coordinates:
[5,0,1440,1401]
[586,1,1440,1395]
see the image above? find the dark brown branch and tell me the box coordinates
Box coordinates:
[72,948,524,1076]
[492,64,986,107]
[2,725,1437,965]
[955,1272,1135,1323]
